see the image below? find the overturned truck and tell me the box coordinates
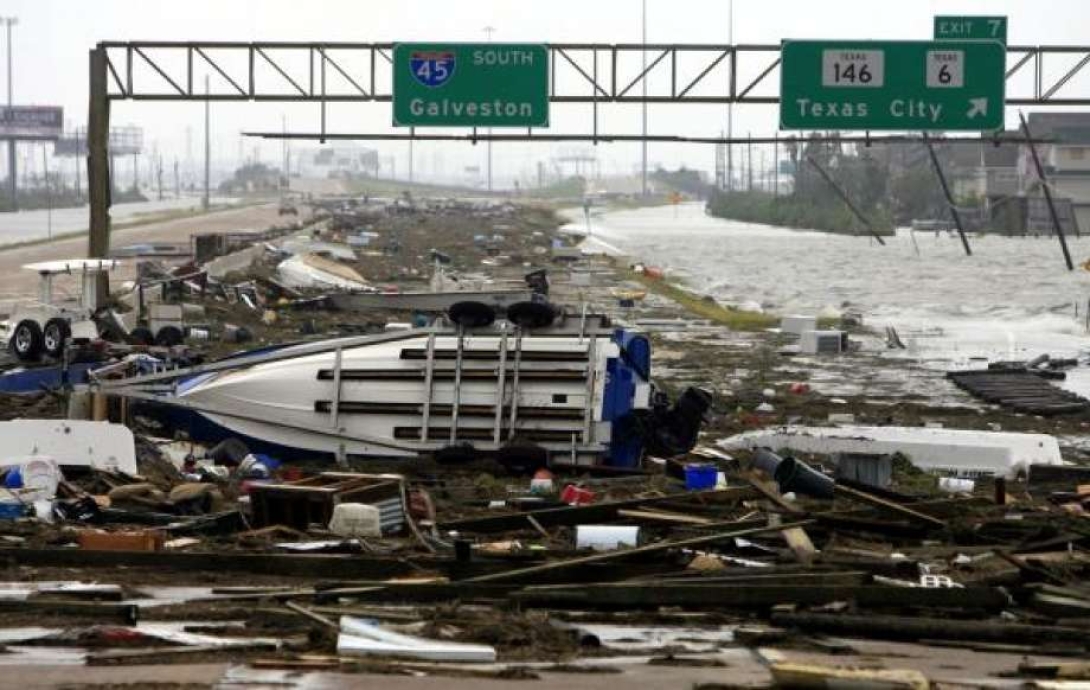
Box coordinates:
[94,305,709,469]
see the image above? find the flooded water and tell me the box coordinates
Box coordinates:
[567,203,1090,369]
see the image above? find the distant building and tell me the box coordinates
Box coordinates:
[1020,112,1090,232]
[296,144,380,178]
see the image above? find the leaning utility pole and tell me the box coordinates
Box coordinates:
[202,76,210,211]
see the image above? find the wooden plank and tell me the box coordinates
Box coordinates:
[834,484,945,528]
[514,583,1008,611]
[0,599,138,623]
[771,611,1088,645]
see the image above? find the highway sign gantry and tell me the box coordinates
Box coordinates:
[393,43,549,127]
[779,40,1006,132]
[935,16,1008,44]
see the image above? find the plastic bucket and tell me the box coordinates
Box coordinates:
[685,464,718,491]
[752,448,786,476]
[773,456,835,499]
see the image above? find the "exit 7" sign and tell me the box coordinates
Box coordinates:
[934,16,1007,45]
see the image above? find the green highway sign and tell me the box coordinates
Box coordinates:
[779,40,1006,132]
[935,16,1007,44]
[393,43,549,127]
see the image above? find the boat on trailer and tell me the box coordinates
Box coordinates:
[95,311,708,468]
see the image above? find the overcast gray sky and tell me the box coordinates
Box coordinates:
[6,0,1090,187]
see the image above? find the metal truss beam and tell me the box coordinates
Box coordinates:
[242,131,1049,146]
[101,41,1090,106]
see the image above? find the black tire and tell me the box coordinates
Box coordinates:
[496,443,549,475]
[155,325,184,347]
[129,327,155,346]
[42,318,71,358]
[10,320,43,362]
[448,301,495,329]
[435,442,477,464]
[507,300,557,330]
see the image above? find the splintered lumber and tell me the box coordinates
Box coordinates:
[465,520,813,583]
[513,583,1009,611]
[616,508,714,525]
[438,486,760,533]
[314,582,520,604]
[781,526,817,565]
[770,662,929,690]
[285,601,339,629]
[87,642,277,666]
[833,484,945,528]
[771,612,1090,646]
[747,476,806,515]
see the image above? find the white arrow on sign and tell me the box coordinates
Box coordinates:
[966,98,988,119]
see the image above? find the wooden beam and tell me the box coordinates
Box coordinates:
[833,484,945,528]
[514,583,1009,611]
[465,519,813,583]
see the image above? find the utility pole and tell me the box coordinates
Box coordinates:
[726,0,733,192]
[484,25,495,193]
[747,133,753,191]
[641,0,648,196]
[773,132,779,198]
[202,75,210,211]
[3,16,18,210]
[74,127,82,201]
[41,144,51,238]
[156,153,163,201]
[280,113,287,198]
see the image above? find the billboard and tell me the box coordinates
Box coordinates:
[0,106,63,139]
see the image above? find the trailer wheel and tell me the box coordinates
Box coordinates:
[448,301,496,329]
[42,318,71,358]
[129,327,155,346]
[155,325,184,347]
[10,320,43,361]
[507,301,557,330]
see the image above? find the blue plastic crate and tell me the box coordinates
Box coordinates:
[684,464,718,491]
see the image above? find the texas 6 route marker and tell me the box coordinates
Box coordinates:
[779,40,1005,131]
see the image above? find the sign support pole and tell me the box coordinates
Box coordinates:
[923,133,972,256]
[87,46,111,303]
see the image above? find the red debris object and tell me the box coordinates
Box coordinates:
[560,484,596,506]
